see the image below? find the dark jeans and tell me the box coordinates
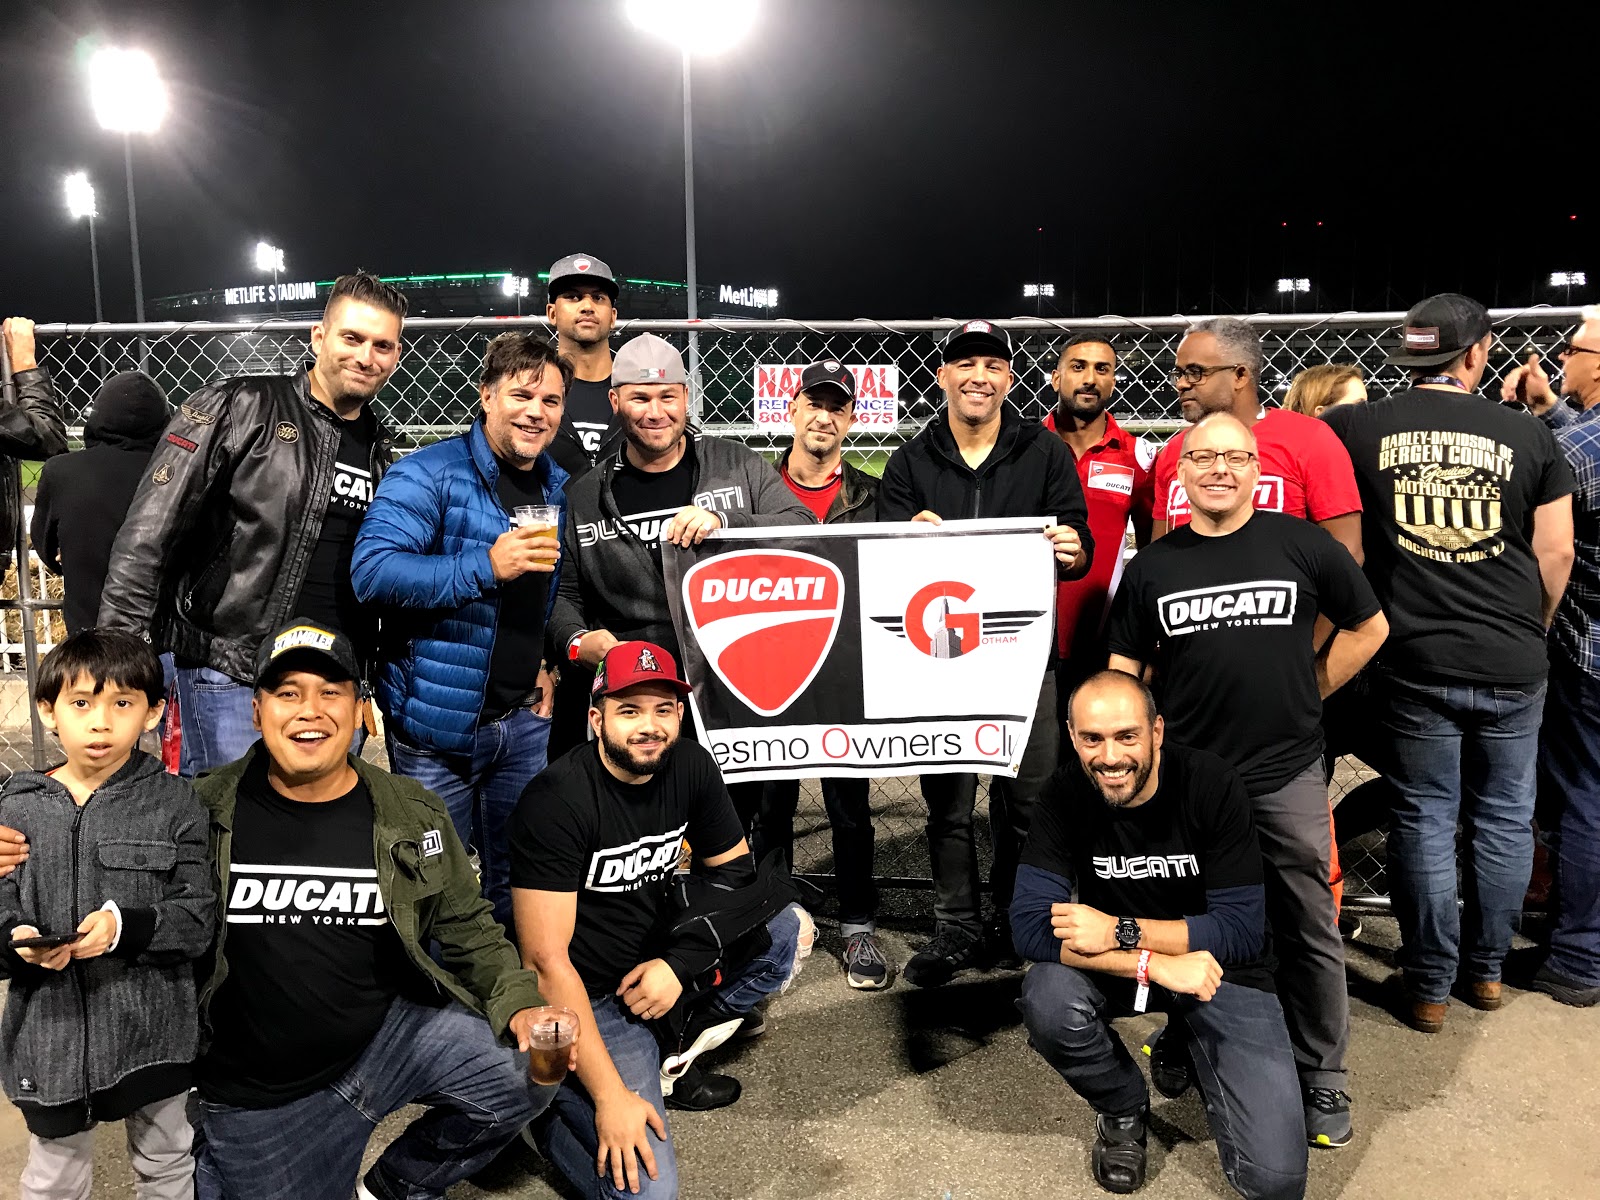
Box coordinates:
[759,777,879,932]
[533,906,802,1200]
[1538,655,1600,987]
[1379,673,1547,1003]
[387,707,551,929]
[1018,962,1307,1200]
[919,672,1057,934]
[194,997,557,1200]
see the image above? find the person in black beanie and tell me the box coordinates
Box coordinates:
[32,372,170,635]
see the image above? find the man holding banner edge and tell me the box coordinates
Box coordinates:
[877,320,1094,986]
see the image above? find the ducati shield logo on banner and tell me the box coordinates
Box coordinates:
[681,549,844,716]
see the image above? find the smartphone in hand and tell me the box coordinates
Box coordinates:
[9,931,87,950]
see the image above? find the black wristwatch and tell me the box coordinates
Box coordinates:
[1114,916,1142,951]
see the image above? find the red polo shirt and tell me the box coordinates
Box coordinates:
[1152,406,1362,528]
[1045,410,1157,661]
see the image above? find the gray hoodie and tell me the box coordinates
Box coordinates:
[0,751,213,1135]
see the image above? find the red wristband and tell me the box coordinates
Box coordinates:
[567,632,586,663]
[1135,949,1151,986]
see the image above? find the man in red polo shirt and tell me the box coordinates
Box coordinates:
[1151,318,1363,563]
[1044,335,1157,686]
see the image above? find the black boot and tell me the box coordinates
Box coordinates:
[1091,1107,1148,1194]
[663,1062,742,1112]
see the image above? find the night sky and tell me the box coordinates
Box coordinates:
[1,0,1593,324]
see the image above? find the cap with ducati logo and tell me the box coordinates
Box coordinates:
[591,640,693,700]
[255,618,361,690]
[547,252,619,301]
[612,332,688,387]
[940,319,1013,364]
[1385,293,1493,368]
[795,359,855,403]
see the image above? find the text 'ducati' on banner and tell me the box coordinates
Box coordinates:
[664,519,1056,782]
[751,363,900,430]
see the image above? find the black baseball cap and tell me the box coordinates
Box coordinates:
[1386,293,1493,367]
[255,618,360,690]
[796,359,855,403]
[941,319,1013,364]
[546,252,619,301]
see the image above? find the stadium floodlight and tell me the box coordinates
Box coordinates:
[625,0,759,55]
[626,1,759,415]
[88,47,167,134]
[254,241,285,273]
[1023,282,1055,298]
[500,274,530,298]
[1276,277,1311,294]
[64,172,97,220]
[1550,271,1587,288]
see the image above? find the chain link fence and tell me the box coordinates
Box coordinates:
[8,307,1583,910]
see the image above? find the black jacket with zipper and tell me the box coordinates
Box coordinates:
[876,405,1094,578]
[97,366,394,682]
[3,364,70,574]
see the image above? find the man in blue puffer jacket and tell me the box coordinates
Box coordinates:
[352,332,572,927]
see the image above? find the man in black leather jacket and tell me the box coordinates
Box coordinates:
[2,317,70,572]
[99,272,406,776]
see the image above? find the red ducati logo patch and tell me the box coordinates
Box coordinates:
[682,549,844,716]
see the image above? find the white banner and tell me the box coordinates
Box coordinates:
[751,363,901,431]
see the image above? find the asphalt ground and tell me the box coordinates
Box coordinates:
[5,913,1596,1200]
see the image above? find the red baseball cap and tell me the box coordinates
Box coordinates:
[591,641,693,700]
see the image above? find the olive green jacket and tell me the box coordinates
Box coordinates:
[193,748,544,1044]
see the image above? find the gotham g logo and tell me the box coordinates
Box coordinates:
[871,581,1045,659]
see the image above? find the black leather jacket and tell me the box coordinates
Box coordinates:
[2,366,70,571]
[98,368,393,681]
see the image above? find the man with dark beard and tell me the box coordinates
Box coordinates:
[1044,336,1157,691]
[1011,670,1307,1200]
[509,642,803,1199]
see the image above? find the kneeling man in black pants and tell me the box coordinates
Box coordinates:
[1012,670,1307,1199]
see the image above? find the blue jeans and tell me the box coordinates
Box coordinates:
[387,707,551,929]
[533,905,802,1200]
[1538,655,1600,986]
[194,997,557,1200]
[1018,962,1307,1200]
[1379,673,1547,1003]
[175,666,367,777]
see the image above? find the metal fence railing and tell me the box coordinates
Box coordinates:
[7,307,1585,907]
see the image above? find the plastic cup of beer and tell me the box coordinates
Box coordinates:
[525,1006,578,1085]
[512,504,561,563]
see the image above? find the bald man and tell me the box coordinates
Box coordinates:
[1105,413,1388,1150]
[1012,669,1306,1199]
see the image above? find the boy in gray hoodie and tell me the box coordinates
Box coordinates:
[0,630,214,1199]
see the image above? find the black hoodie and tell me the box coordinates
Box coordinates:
[31,372,170,634]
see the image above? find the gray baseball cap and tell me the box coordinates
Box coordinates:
[612,333,687,386]
[546,252,618,300]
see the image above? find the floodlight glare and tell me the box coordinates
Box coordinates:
[65,172,97,220]
[88,47,168,134]
[625,0,759,55]
[254,241,285,273]
[1550,271,1587,288]
[501,274,529,297]
[1276,277,1311,294]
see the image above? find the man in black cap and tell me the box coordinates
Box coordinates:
[763,362,890,988]
[1323,294,1577,1034]
[544,252,623,480]
[877,320,1094,986]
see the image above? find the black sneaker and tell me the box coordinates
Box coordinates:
[1091,1108,1148,1194]
[357,1165,404,1200]
[663,1061,741,1112]
[1304,1087,1353,1149]
[902,926,984,988]
[734,1000,767,1040]
[1338,910,1363,942]
[843,931,894,990]
[1530,962,1600,1008]
[1141,1023,1193,1100]
[983,913,1023,969]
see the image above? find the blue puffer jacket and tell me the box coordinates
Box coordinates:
[351,420,569,753]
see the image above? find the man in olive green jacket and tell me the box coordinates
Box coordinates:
[189,618,573,1200]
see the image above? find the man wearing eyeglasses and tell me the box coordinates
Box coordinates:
[1322,293,1576,1036]
[1150,318,1363,565]
[1107,412,1389,1151]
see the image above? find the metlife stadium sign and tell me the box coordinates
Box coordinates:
[664,519,1056,782]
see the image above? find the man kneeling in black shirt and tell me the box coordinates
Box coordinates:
[1012,671,1307,1199]
[511,641,803,1200]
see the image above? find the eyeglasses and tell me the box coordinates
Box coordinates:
[1180,449,1257,470]
[1559,340,1600,358]
[1168,363,1242,386]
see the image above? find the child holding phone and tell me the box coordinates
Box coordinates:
[0,630,214,1198]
